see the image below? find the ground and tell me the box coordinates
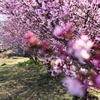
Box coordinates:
[0,50,100,100]
[0,50,72,100]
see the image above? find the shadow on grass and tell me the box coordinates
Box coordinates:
[0,60,72,100]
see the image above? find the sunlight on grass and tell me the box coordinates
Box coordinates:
[88,87,100,100]
[0,57,29,66]
[0,50,29,66]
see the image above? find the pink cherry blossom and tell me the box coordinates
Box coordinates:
[68,35,93,63]
[53,25,64,37]
[93,75,100,89]
[24,31,34,39]
[62,77,86,97]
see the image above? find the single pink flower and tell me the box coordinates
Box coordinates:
[53,25,64,37]
[62,77,86,97]
[24,31,34,39]
[93,74,100,89]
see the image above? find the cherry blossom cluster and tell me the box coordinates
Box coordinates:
[68,35,93,63]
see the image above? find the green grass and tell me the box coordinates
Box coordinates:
[0,59,72,100]
[0,58,99,100]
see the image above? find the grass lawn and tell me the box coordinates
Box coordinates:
[0,50,100,100]
[0,58,72,100]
